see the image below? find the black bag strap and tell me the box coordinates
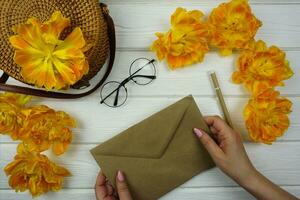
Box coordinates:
[0,73,9,83]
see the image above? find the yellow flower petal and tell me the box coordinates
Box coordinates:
[52,141,65,155]
[9,36,30,49]
[61,27,86,49]
[41,11,70,44]
[171,7,204,29]
[0,92,31,106]
[13,18,45,50]
[53,28,86,60]
[52,58,78,85]
[17,105,75,155]
[0,93,30,136]
[219,48,233,56]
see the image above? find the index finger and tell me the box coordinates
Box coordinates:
[95,171,109,199]
[204,116,232,133]
[96,171,106,186]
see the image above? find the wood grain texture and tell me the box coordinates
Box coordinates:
[1,187,300,200]
[0,0,299,199]
[4,50,300,96]
[1,96,299,144]
[1,142,300,189]
[98,4,300,49]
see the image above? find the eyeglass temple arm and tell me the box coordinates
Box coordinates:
[130,59,156,77]
[100,78,131,104]
[113,87,120,106]
[100,86,122,104]
[131,75,156,80]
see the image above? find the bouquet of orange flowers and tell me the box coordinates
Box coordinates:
[0,92,76,197]
[151,0,294,144]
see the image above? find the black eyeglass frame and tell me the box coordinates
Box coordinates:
[100,58,157,107]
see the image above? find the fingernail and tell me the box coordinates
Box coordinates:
[194,128,203,138]
[117,170,125,182]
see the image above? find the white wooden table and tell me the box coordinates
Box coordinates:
[1,0,300,199]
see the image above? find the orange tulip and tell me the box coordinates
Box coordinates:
[9,11,89,90]
[15,105,76,155]
[208,0,262,55]
[244,89,292,144]
[151,7,209,69]
[4,145,71,197]
[0,92,75,154]
[232,40,294,96]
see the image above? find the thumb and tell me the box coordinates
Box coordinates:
[116,170,133,200]
[193,128,224,161]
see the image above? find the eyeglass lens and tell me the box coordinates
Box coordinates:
[129,58,156,85]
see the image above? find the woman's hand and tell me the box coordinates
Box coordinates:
[95,171,133,200]
[194,116,298,200]
[194,116,256,184]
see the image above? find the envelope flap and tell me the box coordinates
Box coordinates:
[91,96,194,159]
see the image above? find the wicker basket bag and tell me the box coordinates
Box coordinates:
[0,0,115,98]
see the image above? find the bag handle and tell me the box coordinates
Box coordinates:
[0,73,9,83]
[0,3,115,99]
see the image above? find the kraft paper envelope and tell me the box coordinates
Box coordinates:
[90,95,215,200]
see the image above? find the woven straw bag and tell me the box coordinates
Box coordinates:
[0,0,115,99]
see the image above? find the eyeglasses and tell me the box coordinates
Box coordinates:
[100,58,157,107]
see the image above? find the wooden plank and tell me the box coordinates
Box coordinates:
[1,187,300,200]
[98,4,300,49]
[1,96,299,143]
[3,50,300,97]
[1,142,300,189]
[0,1,299,200]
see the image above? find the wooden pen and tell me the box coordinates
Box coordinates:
[209,71,234,128]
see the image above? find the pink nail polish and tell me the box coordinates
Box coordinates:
[194,128,203,138]
[117,170,125,182]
